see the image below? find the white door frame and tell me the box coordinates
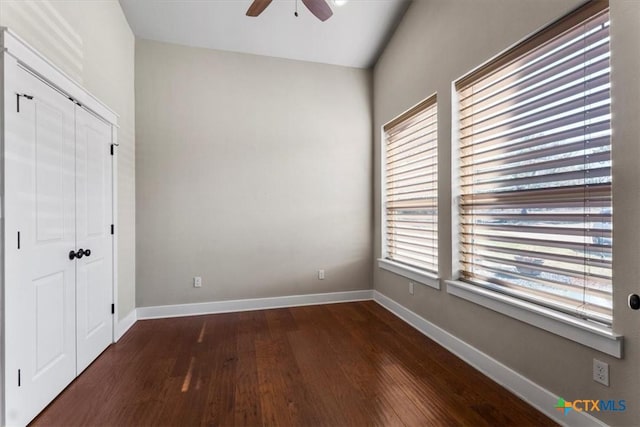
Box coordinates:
[111,125,120,343]
[1,27,119,425]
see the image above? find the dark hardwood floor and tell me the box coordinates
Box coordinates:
[31,301,556,426]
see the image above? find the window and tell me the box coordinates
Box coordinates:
[455,1,612,325]
[383,95,438,277]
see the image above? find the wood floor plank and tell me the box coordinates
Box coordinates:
[30,302,557,427]
[203,314,238,427]
[233,311,266,426]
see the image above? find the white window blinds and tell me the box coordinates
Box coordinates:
[384,95,438,274]
[456,1,612,325]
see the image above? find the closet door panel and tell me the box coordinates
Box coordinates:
[4,67,77,427]
[75,106,114,374]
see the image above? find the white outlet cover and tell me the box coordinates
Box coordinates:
[593,359,609,386]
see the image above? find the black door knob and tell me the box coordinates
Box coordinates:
[69,249,86,260]
[629,294,640,310]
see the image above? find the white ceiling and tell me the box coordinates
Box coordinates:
[119,0,410,69]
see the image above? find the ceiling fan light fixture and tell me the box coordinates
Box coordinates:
[333,0,348,6]
[247,0,334,21]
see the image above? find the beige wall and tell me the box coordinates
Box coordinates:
[373,0,640,425]
[0,1,136,321]
[135,39,372,307]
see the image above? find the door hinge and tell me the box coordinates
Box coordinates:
[110,145,114,156]
[111,304,115,314]
[17,231,20,249]
[110,224,114,235]
[110,143,119,156]
[16,93,34,113]
[18,369,21,387]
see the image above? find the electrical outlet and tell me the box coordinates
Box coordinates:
[409,282,415,295]
[318,269,325,280]
[193,276,202,288]
[593,359,609,386]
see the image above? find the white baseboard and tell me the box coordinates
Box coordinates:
[136,289,374,320]
[372,291,608,427]
[114,308,137,341]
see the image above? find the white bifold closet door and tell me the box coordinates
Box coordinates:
[5,66,113,427]
[75,105,114,374]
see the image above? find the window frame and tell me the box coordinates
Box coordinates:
[448,0,622,357]
[379,94,440,290]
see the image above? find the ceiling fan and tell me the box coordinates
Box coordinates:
[246,0,334,22]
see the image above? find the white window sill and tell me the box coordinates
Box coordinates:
[446,280,623,358]
[378,258,440,290]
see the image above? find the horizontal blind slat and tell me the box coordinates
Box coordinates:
[465,250,611,280]
[388,198,438,209]
[388,121,437,148]
[387,141,438,166]
[460,83,610,139]
[388,240,438,254]
[461,135,610,169]
[461,122,610,160]
[387,163,437,181]
[459,271,612,319]
[388,152,438,175]
[460,150,611,182]
[387,256,438,274]
[459,35,610,111]
[461,241,611,267]
[460,104,611,148]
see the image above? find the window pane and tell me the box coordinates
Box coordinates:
[385,96,438,274]
[456,4,611,325]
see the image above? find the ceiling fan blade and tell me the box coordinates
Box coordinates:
[301,0,333,21]
[246,0,273,17]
